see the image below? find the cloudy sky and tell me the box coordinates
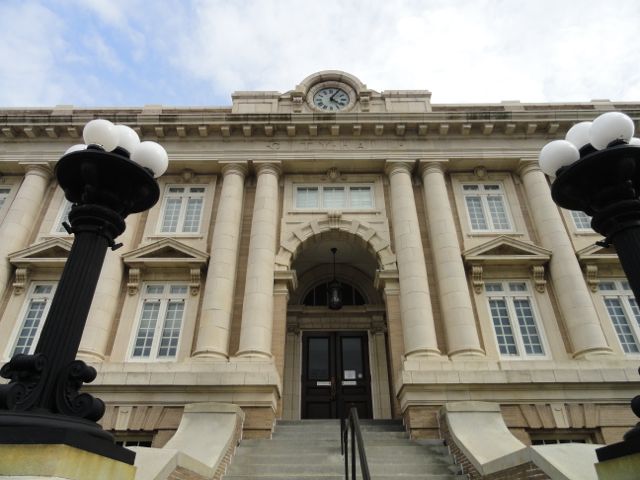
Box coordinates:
[1,0,639,107]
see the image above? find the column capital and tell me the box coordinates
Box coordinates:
[516,159,542,178]
[254,161,281,177]
[221,162,248,178]
[19,162,53,180]
[419,160,449,177]
[384,160,413,177]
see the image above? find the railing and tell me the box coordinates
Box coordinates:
[340,407,371,480]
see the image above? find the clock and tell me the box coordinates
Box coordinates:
[313,87,350,111]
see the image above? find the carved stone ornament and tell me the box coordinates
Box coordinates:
[327,210,342,229]
[13,268,28,295]
[585,264,599,292]
[472,265,483,293]
[190,268,201,296]
[327,167,340,181]
[127,268,140,295]
[531,265,546,292]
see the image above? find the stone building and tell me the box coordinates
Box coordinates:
[0,70,638,454]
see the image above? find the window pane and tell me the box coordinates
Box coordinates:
[513,298,544,355]
[55,200,73,233]
[599,282,616,291]
[465,196,488,230]
[350,187,373,208]
[323,187,346,208]
[571,210,592,230]
[157,301,184,358]
[489,299,518,355]
[13,299,47,355]
[486,195,510,229]
[485,283,503,292]
[182,197,203,233]
[133,301,160,358]
[296,187,319,208]
[307,337,329,380]
[605,298,640,353]
[341,337,364,379]
[161,198,182,232]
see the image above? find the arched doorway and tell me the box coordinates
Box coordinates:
[280,230,393,420]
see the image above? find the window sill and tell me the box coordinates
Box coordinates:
[147,234,204,240]
[466,232,523,238]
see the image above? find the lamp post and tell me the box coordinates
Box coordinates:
[539,111,640,462]
[0,119,168,464]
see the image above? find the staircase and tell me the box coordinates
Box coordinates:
[223,419,467,480]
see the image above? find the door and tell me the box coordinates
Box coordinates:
[301,331,372,419]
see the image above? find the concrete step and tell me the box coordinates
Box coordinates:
[224,476,467,480]
[233,452,455,465]
[227,462,460,476]
[241,437,417,446]
[274,423,406,433]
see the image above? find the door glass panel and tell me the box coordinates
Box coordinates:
[307,337,330,380]
[341,337,364,379]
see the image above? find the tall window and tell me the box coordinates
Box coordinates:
[570,210,592,231]
[599,280,640,354]
[485,281,546,357]
[0,187,12,214]
[10,283,57,356]
[53,199,73,234]
[159,186,205,233]
[131,284,188,360]
[462,183,512,232]
[294,185,373,209]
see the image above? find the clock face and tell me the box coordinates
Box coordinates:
[313,87,350,111]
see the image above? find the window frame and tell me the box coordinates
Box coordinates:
[461,182,514,233]
[598,279,640,355]
[128,282,189,361]
[484,280,549,359]
[6,282,57,358]
[0,185,15,223]
[51,198,73,235]
[293,184,375,211]
[569,209,593,232]
[156,185,207,235]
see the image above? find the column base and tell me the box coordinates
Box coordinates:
[0,411,134,465]
[191,350,229,361]
[449,348,486,359]
[76,349,105,362]
[572,347,614,360]
[405,348,442,359]
[235,350,272,360]
[0,444,135,480]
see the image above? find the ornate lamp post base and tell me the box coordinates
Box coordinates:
[0,145,160,465]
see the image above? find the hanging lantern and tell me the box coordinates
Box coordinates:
[328,247,343,310]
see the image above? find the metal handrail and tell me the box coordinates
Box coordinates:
[340,407,371,480]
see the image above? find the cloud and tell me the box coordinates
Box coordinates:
[0,0,639,106]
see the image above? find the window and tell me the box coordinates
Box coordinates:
[9,283,56,356]
[114,434,153,447]
[599,280,640,354]
[0,187,12,213]
[530,431,594,445]
[462,183,512,232]
[570,210,592,231]
[53,199,73,234]
[294,185,373,209]
[485,281,546,357]
[131,284,188,360]
[159,186,205,234]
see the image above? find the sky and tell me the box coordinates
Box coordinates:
[1,0,639,108]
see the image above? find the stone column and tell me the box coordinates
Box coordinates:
[237,162,281,358]
[420,161,484,358]
[78,215,137,360]
[518,161,611,357]
[193,163,247,359]
[386,161,440,358]
[0,163,51,296]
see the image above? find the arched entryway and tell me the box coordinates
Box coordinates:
[280,229,393,420]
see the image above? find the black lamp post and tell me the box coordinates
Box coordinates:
[328,247,343,310]
[539,111,640,462]
[0,120,167,464]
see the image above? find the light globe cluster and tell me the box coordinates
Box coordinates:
[64,119,169,178]
[539,111,640,177]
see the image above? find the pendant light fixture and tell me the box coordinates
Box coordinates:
[328,247,343,310]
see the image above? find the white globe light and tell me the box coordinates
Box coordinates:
[114,124,140,154]
[629,137,640,146]
[589,111,635,150]
[565,121,592,149]
[539,140,580,177]
[131,141,168,178]
[64,144,87,155]
[82,119,118,151]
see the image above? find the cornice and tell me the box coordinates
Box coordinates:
[2,106,640,142]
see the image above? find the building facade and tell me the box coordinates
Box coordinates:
[0,71,638,448]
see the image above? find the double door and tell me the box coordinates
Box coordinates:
[301,331,372,419]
